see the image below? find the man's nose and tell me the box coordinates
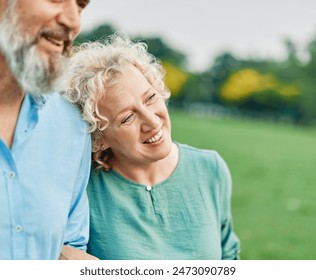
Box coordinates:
[56,0,81,37]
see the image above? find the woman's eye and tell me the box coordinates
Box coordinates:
[146,93,157,103]
[121,114,134,124]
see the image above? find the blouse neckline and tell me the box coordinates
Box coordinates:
[108,142,182,189]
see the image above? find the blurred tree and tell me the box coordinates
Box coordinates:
[173,52,241,104]
[136,37,187,68]
[75,24,116,45]
[208,53,241,102]
[176,71,213,103]
[76,23,188,69]
[220,68,298,102]
[162,61,189,96]
[72,22,316,125]
[75,23,117,44]
[297,39,316,124]
[219,68,299,120]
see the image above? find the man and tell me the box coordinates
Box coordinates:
[0,0,96,259]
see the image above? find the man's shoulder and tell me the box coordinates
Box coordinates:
[42,92,86,127]
[45,92,80,114]
[28,92,89,137]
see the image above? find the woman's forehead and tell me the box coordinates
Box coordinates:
[109,65,152,95]
[98,68,152,117]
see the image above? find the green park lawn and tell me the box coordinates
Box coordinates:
[170,109,316,260]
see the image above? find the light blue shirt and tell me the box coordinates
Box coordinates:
[0,93,91,259]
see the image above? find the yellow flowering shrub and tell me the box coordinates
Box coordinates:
[220,68,299,103]
[162,61,189,96]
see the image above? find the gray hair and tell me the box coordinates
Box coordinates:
[63,34,170,170]
[0,0,69,94]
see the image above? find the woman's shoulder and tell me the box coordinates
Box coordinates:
[88,167,109,187]
[178,142,220,162]
[177,142,229,177]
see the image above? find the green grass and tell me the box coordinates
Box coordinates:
[170,109,316,260]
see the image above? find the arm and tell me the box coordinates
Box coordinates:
[59,245,99,260]
[60,133,92,256]
[215,153,240,260]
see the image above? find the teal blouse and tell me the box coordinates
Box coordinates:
[87,143,240,259]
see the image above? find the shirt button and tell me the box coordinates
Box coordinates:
[8,171,15,178]
[15,225,23,232]
[146,186,152,191]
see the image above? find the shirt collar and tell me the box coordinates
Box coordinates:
[28,93,49,109]
[11,93,49,150]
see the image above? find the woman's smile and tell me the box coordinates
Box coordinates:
[143,128,163,144]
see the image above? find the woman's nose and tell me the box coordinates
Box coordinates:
[141,110,160,132]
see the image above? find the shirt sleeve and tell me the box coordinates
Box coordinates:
[63,133,91,251]
[215,152,240,260]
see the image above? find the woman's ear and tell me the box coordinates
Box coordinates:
[100,143,110,151]
[99,131,110,151]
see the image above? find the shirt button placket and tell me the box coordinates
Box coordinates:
[15,225,23,233]
[7,169,24,258]
[145,185,162,215]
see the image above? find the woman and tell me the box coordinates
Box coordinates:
[64,35,240,260]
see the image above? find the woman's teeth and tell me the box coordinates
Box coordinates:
[145,129,163,143]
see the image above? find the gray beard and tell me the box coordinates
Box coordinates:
[0,12,69,95]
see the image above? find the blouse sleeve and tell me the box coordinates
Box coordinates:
[215,152,240,260]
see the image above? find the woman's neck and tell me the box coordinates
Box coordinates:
[112,143,179,186]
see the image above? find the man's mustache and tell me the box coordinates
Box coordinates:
[36,27,74,56]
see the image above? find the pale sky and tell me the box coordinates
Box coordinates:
[81,0,316,71]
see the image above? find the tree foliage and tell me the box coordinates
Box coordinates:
[75,22,316,124]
